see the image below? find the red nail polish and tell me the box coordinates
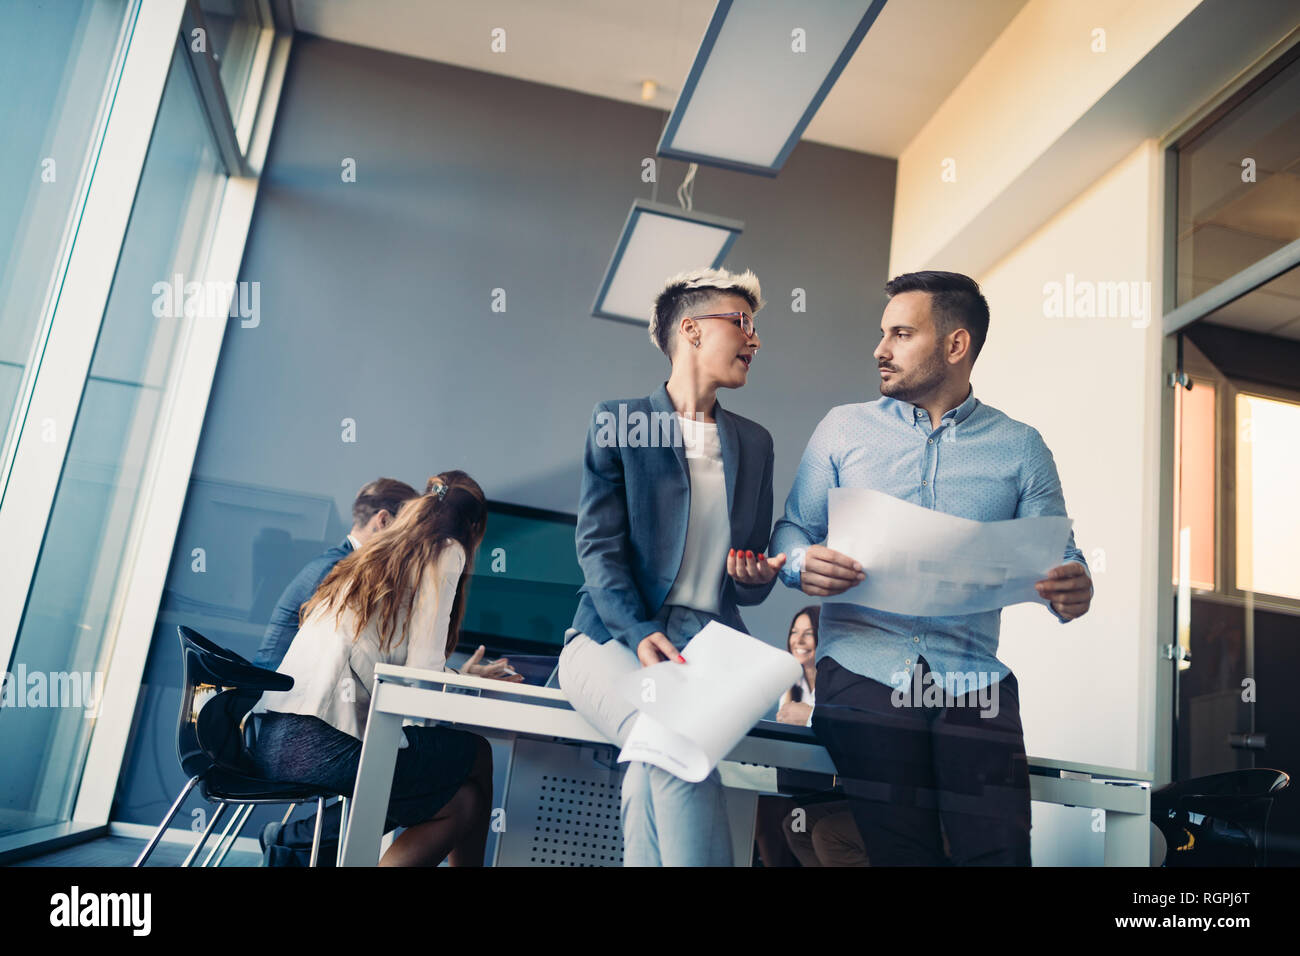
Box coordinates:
[746,551,754,559]
[677,654,686,664]
[729,548,735,556]
[758,553,766,560]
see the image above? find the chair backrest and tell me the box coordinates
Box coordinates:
[175,625,293,779]
[1155,768,1290,802]
[1152,768,1292,866]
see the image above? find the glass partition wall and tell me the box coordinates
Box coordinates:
[0,0,285,854]
[1167,45,1300,794]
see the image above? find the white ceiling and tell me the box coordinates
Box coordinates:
[290,0,1031,159]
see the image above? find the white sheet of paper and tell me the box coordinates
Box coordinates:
[825,487,1072,616]
[615,621,801,783]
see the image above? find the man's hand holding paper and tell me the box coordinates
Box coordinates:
[823,487,1080,617]
[795,544,865,597]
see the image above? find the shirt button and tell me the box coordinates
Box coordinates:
[913,636,920,643]
[921,480,928,486]
[905,658,912,666]
[928,439,933,444]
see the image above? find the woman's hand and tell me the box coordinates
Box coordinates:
[727,549,786,586]
[777,701,812,726]
[461,645,525,683]
[637,632,683,668]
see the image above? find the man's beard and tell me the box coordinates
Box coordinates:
[880,344,947,402]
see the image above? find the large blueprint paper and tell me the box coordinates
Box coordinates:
[615,621,801,783]
[825,488,1072,616]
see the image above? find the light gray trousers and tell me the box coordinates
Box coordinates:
[557,605,733,867]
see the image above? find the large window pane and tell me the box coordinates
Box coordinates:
[1176,54,1300,306]
[0,41,226,838]
[0,0,131,479]
[1235,391,1300,601]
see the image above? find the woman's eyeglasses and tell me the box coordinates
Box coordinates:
[688,311,757,338]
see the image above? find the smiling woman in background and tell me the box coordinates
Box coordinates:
[753,605,822,866]
[778,605,820,726]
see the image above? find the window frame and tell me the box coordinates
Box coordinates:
[0,0,293,857]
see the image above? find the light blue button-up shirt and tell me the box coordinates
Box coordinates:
[770,386,1087,693]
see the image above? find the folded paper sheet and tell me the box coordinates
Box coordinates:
[825,487,1072,616]
[615,621,801,783]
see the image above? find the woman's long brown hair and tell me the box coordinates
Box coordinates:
[300,470,487,658]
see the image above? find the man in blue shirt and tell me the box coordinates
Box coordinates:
[769,271,1093,866]
[252,477,419,669]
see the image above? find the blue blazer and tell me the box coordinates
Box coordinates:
[571,382,777,647]
[253,537,354,669]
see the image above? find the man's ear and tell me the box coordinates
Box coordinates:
[948,328,971,365]
[374,509,392,530]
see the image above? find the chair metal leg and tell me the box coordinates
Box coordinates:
[308,796,326,867]
[219,803,257,866]
[279,803,296,827]
[182,801,228,867]
[203,802,247,867]
[133,775,201,867]
[209,803,255,867]
[335,797,349,867]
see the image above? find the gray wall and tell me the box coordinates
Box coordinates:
[114,35,894,833]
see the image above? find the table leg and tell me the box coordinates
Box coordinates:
[1104,809,1152,867]
[340,708,402,867]
[723,788,760,867]
[489,736,518,867]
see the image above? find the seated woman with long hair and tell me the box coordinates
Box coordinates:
[251,471,496,866]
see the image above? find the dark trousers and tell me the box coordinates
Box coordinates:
[277,802,343,867]
[811,655,1031,866]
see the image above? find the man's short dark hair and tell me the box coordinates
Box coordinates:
[352,477,419,526]
[884,270,990,364]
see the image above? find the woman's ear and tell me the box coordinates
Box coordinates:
[678,316,700,351]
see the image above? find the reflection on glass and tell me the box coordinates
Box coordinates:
[1235,391,1300,601]
[1176,55,1300,306]
[1173,378,1216,589]
[199,0,263,123]
[0,42,226,838]
[1197,265,1300,339]
[0,0,130,478]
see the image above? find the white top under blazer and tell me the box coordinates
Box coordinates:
[255,539,465,746]
[663,415,728,614]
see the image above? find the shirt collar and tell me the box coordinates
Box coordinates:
[346,533,362,551]
[883,385,978,428]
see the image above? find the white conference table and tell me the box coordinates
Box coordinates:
[338,664,1152,867]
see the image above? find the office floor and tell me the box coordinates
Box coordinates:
[13,835,261,867]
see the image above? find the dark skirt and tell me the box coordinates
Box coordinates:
[250,711,482,829]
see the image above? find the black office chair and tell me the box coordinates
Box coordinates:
[1151,768,1290,866]
[133,626,345,867]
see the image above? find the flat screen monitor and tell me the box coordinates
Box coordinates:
[460,500,581,656]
